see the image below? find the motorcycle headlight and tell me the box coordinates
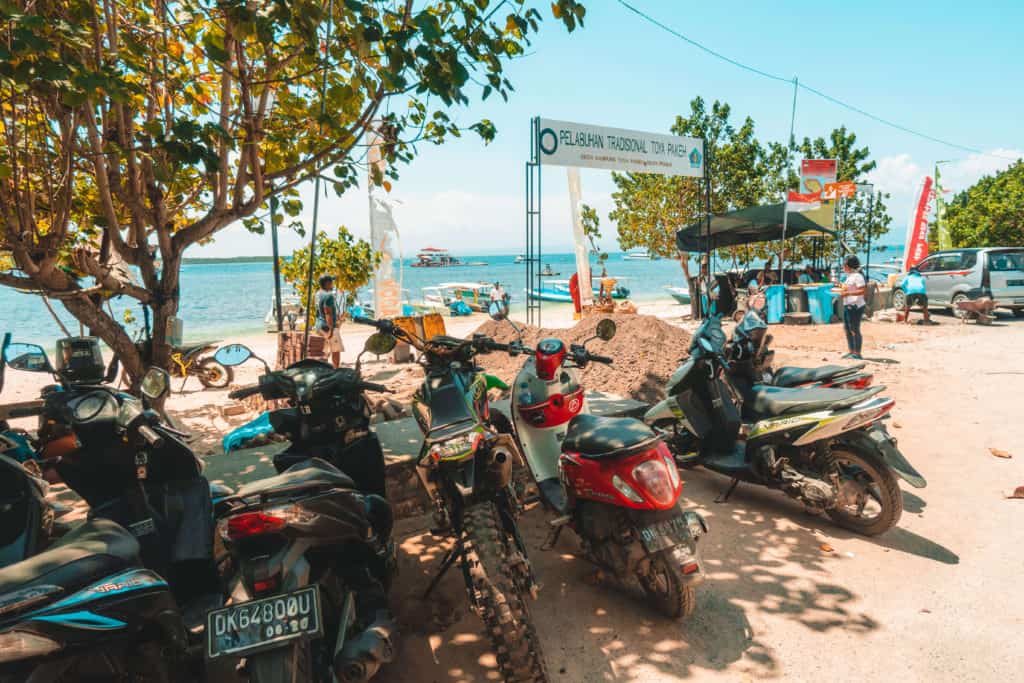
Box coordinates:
[428,431,483,462]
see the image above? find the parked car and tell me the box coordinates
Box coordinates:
[892,248,1024,318]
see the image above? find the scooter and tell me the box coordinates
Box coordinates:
[491,306,709,619]
[645,314,926,536]
[729,310,873,390]
[351,314,547,683]
[212,337,398,682]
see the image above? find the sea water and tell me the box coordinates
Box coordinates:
[0,246,903,345]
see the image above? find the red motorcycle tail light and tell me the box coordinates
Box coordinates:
[534,338,566,380]
[632,460,677,507]
[225,511,287,541]
[842,374,874,390]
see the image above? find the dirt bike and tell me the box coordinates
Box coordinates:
[125,331,232,391]
[645,314,926,536]
[488,306,708,619]
[351,315,547,683]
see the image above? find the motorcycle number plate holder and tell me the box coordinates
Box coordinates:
[637,515,691,554]
[205,585,323,660]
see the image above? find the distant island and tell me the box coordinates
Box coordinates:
[183,256,281,264]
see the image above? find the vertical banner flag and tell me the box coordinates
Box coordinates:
[566,168,593,308]
[799,159,838,230]
[903,176,934,272]
[934,165,951,251]
[367,130,402,318]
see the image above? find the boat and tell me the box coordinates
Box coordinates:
[527,278,630,302]
[421,282,497,312]
[411,247,461,268]
[514,254,526,264]
[264,294,305,332]
[665,285,691,305]
[540,264,560,276]
[623,250,658,260]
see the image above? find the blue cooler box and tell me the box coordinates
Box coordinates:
[807,285,836,324]
[765,285,785,323]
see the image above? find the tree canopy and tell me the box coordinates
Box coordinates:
[281,227,378,323]
[940,161,1024,247]
[0,0,586,377]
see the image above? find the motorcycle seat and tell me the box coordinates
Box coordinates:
[772,363,864,387]
[0,518,140,605]
[562,414,660,460]
[173,341,218,357]
[235,457,356,498]
[748,385,873,418]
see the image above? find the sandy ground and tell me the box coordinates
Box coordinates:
[4,301,1023,682]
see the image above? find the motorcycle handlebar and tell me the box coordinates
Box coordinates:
[359,381,392,394]
[228,384,262,400]
[587,353,613,365]
[352,315,378,326]
[137,424,164,448]
[7,405,44,418]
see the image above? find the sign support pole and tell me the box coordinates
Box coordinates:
[270,196,283,332]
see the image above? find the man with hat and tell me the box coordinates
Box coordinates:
[315,274,344,367]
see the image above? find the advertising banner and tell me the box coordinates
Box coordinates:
[367,129,402,319]
[537,118,704,177]
[566,168,593,308]
[823,180,857,200]
[799,159,838,229]
[787,191,822,212]
[903,176,934,272]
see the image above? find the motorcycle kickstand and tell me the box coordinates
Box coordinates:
[714,478,740,504]
[423,545,460,599]
[541,516,570,552]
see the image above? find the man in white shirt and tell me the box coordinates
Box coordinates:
[839,255,867,359]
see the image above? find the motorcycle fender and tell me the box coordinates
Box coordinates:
[484,374,508,391]
[842,427,927,489]
[644,397,680,425]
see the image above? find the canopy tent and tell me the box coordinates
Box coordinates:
[676,202,837,252]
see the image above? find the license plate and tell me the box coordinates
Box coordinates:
[206,586,322,660]
[637,515,691,553]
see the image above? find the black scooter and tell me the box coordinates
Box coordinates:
[210,337,397,683]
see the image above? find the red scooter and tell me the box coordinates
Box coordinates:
[490,307,708,619]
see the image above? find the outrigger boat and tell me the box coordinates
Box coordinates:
[528,278,631,302]
[665,284,691,305]
[421,282,497,311]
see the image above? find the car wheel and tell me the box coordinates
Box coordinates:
[891,288,906,310]
[951,293,969,319]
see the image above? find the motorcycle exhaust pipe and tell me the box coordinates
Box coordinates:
[487,436,515,487]
[334,612,397,683]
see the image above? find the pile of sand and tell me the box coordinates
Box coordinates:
[472,313,692,402]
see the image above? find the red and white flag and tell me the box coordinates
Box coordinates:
[903,176,934,272]
[787,191,821,213]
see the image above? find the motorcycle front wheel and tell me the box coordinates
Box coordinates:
[825,446,902,536]
[198,358,233,389]
[638,552,696,619]
[463,502,547,683]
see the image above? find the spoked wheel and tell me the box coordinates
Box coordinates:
[638,552,696,619]
[463,502,547,683]
[826,446,902,536]
[198,358,233,389]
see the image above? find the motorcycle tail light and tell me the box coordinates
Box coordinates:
[252,576,280,596]
[841,374,873,389]
[632,459,677,507]
[0,631,62,663]
[221,504,318,542]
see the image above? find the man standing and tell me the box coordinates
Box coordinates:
[315,274,344,367]
[900,266,932,325]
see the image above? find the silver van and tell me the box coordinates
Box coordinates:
[892,248,1024,318]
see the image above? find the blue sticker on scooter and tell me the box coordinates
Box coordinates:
[32,610,126,630]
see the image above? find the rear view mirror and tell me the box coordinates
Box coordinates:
[364,333,397,355]
[140,367,170,401]
[699,337,714,353]
[214,344,254,367]
[488,301,508,321]
[595,319,617,341]
[3,343,52,372]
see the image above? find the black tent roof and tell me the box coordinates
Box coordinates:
[676,202,836,252]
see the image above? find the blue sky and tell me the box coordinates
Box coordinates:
[197,0,1023,257]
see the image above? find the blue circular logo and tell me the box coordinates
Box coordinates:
[539,128,558,156]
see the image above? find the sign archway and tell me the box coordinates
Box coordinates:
[524,117,709,325]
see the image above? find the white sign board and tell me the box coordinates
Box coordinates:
[537,118,704,177]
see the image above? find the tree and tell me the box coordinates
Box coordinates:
[939,161,1024,247]
[609,97,791,259]
[281,227,378,324]
[579,202,606,263]
[0,0,586,382]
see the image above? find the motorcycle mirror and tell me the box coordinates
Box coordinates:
[488,301,508,321]
[698,337,714,353]
[214,343,254,367]
[2,342,53,373]
[140,367,170,401]
[364,333,397,356]
[595,319,617,341]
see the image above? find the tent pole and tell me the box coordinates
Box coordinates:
[703,140,712,316]
[781,76,798,286]
[270,196,283,333]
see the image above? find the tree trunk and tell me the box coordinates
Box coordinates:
[60,296,145,382]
